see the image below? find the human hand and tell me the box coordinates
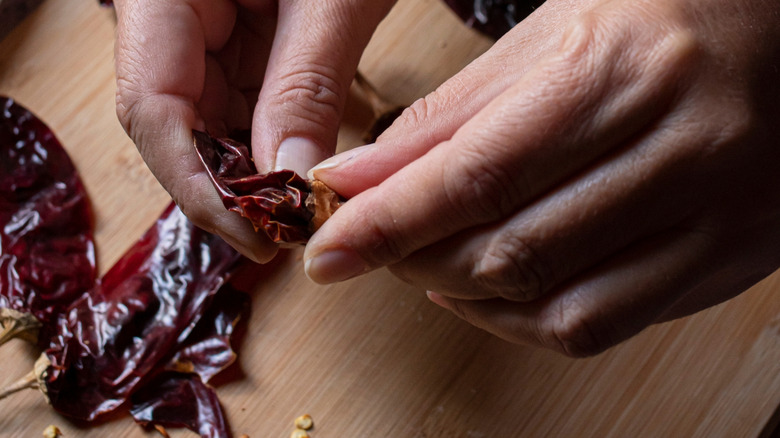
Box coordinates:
[304,0,780,356]
[113,0,395,261]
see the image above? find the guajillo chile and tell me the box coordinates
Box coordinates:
[0,98,252,437]
[42,204,244,423]
[193,130,342,244]
[2,204,249,437]
[0,96,96,346]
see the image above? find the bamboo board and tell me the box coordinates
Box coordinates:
[1,1,779,437]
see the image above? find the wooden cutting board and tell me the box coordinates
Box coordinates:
[2,1,780,437]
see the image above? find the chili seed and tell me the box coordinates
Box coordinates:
[42,425,62,438]
[290,429,310,438]
[294,414,314,430]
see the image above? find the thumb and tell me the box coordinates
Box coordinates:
[251,0,396,175]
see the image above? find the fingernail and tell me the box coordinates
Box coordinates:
[304,248,369,284]
[426,291,451,309]
[275,137,330,176]
[307,143,373,180]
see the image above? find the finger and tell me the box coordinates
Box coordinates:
[250,0,397,176]
[427,227,717,357]
[309,0,588,198]
[114,0,276,262]
[305,8,699,283]
[386,96,723,303]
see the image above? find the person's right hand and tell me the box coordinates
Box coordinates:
[304,0,780,355]
[113,0,395,262]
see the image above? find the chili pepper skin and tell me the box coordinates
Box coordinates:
[193,130,341,244]
[43,203,244,424]
[443,0,545,39]
[165,283,250,383]
[0,96,96,343]
[130,372,229,438]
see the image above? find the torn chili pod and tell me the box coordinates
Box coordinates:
[443,0,545,39]
[193,130,341,244]
[41,203,244,423]
[0,96,96,344]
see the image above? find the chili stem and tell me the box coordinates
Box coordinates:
[0,370,38,401]
[0,309,41,346]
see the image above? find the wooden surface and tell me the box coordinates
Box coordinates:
[2,1,780,437]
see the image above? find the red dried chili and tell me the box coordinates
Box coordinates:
[130,284,249,438]
[0,96,96,344]
[41,203,245,424]
[130,372,229,438]
[193,130,341,244]
[0,99,251,438]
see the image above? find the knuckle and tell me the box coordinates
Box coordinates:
[359,214,408,266]
[271,67,344,131]
[398,94,437,130]
[472,234,548,301]
[443,146,527,225]
[169,174,218,233]
[115,77,142,139]
[541,297,613,358]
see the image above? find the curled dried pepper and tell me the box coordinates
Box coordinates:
[193,130,342,244]
[443,0,545,39]
[41,203,245,423]
[0,96,96,345]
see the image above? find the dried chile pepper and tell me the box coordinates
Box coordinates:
[163,282,250,383]
[39,203,245,425]
[130,284,249,438]
[0,96,96,345]
[193,130,342,244]
[130,372,229,438]
[0,97,252,437]
[443,0,546,39]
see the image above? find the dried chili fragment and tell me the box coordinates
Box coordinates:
[443,0,545,39]
[41,203,244,424]
[193,130,342,244]
[0,96,96,344]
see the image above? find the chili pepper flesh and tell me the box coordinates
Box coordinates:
[0,96,96,345]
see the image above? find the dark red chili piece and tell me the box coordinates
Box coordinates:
[42,203,245,427]
[193,130,340,244]
[443,0,545,39]
[0,96,96,343]
[164,283,250,383]
[130,372,229,438]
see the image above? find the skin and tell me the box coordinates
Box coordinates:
[116,0,780,356]
[113,0,395,261]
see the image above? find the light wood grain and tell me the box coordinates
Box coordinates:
[1,1,780,437]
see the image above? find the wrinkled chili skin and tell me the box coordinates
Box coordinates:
[193,130,313,244]
[130,284,250,438]
[131,372,230,438]
[443,0,545,39]
[165,284,249,382]
[0,96,96,339]
[43,203,244,422]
